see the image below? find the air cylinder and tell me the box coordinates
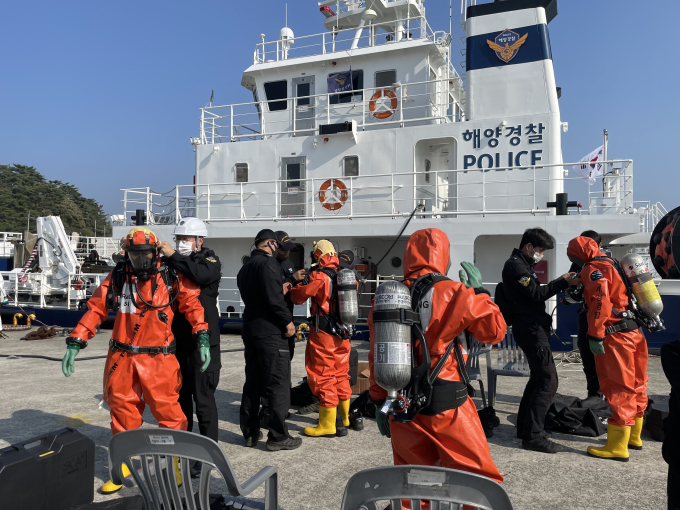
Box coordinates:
[620,253,664,319]
[373,280,412,398]
[336,269,358,325]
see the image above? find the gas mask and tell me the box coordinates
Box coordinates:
[568,255,584,268]
[176,240,194,256]
[128,249,157,281]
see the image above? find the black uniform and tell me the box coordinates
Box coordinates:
[661,341,680,510]
[502,248,569,441]
[237,248,293,442]
[568,262,601,398]
[166,248,222,443]
[278,257,298,358]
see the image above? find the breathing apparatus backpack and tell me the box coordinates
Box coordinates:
[373,273,476,423]
[309,267,358,340]
[585,254,665,334]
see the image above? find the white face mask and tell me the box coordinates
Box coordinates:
[532,249,544,263]
[176,240,194,256]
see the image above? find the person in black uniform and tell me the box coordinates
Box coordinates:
[662,340,680,510]
[159,218,222,470]
[275,231,307,358]
[502,227,581,453]
[238,229,301,451]
[338,250,356,270]
[565,229,603,398]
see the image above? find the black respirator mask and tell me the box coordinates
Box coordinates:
[568,255,584,269]
[127,248,158,281]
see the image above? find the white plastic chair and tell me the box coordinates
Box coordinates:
[108,428,278,510]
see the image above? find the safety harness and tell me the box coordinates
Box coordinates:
[309,267,353,340]
[373,273,475,422]
[584,256,641,336]
[106,262,180,313]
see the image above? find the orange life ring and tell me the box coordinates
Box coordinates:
[369,89,398,119]
[318,178,348,211]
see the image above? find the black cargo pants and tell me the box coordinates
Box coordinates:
[178,344,221,442]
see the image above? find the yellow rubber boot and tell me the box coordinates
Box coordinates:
[628,418,644,450]
[101,463,131,494]
[304,406,337,437]
[587,424,631,462]
[339,399,351,427]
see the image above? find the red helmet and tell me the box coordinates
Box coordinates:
[125,228,160,280]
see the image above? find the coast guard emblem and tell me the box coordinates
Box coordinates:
[487,29,528,63]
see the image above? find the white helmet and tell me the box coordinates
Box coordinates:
[173,217,208,238]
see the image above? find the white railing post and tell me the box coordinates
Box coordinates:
[275,180,279,218]
[399,85,404,124]
[391,173,395,214]
[175,187,179,222]
[67,276,71,310]
[230,105,234,141]
[327,93,331,125]
[206,184,211,219]
[146,187,151,223]
[13,273,18,306]
[322,32,326,54]
[200,109,205,143]
[350,176,354,217]
[292,97,296,137]
[435,170,439,211]
[240,183,245,219]
[311,178,315,218]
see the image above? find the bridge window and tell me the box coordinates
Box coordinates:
[264,80,287,111]
[343,156,359,177]
[329,70,363,105]
[375,70,397,88]
[235,163,248,183]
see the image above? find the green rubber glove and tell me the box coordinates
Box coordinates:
[459,261,483,289]
[589,339,605,356]
[62,344,80,377]
[197,333,211,372]
[376,409,391,438]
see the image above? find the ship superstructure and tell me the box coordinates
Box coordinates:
[109,0,655,326]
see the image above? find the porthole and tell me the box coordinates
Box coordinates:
[391,256,402,268]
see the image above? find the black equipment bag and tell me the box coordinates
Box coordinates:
[0,427,95,510]
[348,347,359,386]
[493,282,514,326]
[544,394,612,437]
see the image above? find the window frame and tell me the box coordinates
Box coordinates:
[375,69,397,89]
[235,162,249,183]
[343,155,359,177]
[263,80,288,111]
[328,70,364,105]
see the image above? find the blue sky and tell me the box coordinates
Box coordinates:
[1,0,678,217]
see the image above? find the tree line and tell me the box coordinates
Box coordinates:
[0,164,110,236]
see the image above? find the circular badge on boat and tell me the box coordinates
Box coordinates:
[318,178,349,211]
[369,89,398,120]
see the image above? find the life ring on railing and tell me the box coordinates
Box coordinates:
[318,178,349,211]
[369,89,398,120]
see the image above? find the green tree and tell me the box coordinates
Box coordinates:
[0,164,110,236]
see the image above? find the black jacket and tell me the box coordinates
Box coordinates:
[278,258,298,314]
[167,248,222,371]
[502,248,569,328]
[238,249,292,338]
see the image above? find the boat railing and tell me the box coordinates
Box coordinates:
[0,270,106,311]
[0,232,22,258]
[634,201,668,233]
[199,77,464,144]
[253,13,450,66]
[120,160,634,226]
[68,235,119,261]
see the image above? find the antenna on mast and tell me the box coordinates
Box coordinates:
[286,3,288,28]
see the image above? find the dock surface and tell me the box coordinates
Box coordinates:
[0,330,670,510]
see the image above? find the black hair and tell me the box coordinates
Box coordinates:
[580,230,602,246]
[519,228,555,250]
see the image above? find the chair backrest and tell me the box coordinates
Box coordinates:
[108,429,278,510]
[341,465,513,510]
[466,336,488,371]
[492,328,530,373]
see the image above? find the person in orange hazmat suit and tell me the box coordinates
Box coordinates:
[369,228,506,484]
[567,236,648,461]
[62,227,210,492]
[289,240,354,437]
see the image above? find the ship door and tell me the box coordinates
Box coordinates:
[280,157,306,217]
[292,76,315,134]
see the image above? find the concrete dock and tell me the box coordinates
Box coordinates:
[0,329,670,509]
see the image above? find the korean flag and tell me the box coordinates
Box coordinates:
[573,145,604,184]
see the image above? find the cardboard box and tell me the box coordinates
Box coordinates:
[351,361,371,395]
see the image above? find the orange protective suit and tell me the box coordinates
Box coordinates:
[567,236,648,427]
[289,251,352,408]
[70,263,208,435]
[369,228,506,484]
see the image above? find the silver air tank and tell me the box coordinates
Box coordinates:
[620,253,664,321]
[373,280,412,398]
[336,269,358,325]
